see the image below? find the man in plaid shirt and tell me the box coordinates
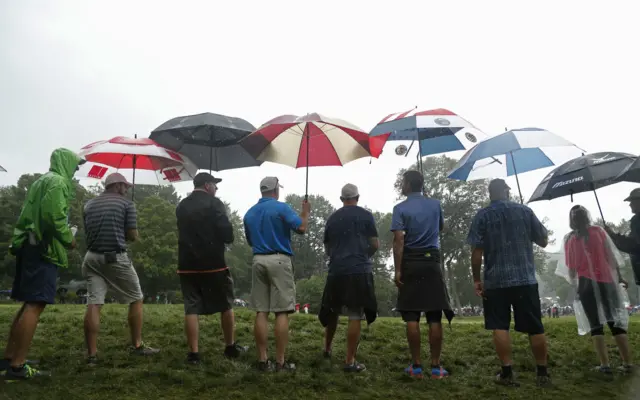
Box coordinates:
[467,179,551,388]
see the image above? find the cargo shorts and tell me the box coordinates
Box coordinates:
[251,254,296,313]
[82,251,144,305]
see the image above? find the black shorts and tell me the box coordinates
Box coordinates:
[179,269,235,315]
[401,310,443,324]
[11,244,58,305]
[577,277,626,335]
[483,284,544,335]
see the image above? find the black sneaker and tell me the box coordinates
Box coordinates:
[130,342,160,356]
[536,374,553,388]
[0,358,39,372]
[495,372,520,387]
[87,355,99,367]
[223,343,248,359]
[256,360,273,372]
[618,364,634,374]
[4,365,50,381]
[186,352,200,365]
[276,361,296,373]
[344,362,366,373]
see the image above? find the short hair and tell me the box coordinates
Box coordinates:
[403,170,424,192]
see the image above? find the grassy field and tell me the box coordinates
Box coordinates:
[2,305,640,400]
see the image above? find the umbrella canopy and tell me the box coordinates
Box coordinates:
[149,112,260,171]
[369,108,483,157]
[614,156,640,183]
[528,152,637,203]
[448,128,584,202]
[240,113,379,196]
[77,136,199,198]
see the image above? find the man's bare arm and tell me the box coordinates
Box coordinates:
[367,237,379,258]
[471,247,483,282]
[126,229,139,242]
[392,231,404,275]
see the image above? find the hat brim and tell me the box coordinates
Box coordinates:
[213,178,222,184]
[624,195,639,201]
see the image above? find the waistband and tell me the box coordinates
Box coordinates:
[254,252,292,257]
[88,249,127,255]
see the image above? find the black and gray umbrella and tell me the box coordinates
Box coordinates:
[149,112,261,172]
[527,152,638,221]
[614,156,640,183]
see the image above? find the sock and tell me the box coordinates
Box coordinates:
[412,363,422,370]
[536,365,548,376]
[501,365,513,378]
[431,364,440,370]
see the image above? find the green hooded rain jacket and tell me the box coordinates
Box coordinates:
[10,148,84,268]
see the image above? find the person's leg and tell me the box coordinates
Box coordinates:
[610,325,632,367]
[251,257,271,364]
[513,284,550,385]
[128,300,143,348]
[324,313,339,354]
[401,312,422,375]
[590,329,609,367]
[274,312,290,365]
[221,309,235,347]
[3,304,26,362]
[179,274,201,360]
[579,278,607,368]
[84,304,102,357]
[484,288,517,384]
[254,312,269,362]
[426,311,443,367]
[9,302,46,368]
[345,319,361,365]
[269,255,296,370]
[185,314,199,354]
[83,256,108,359]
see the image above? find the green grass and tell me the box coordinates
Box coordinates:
[2,305,640,399]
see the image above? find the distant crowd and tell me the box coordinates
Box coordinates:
[2,148,639,389]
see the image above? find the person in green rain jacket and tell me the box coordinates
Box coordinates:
[2,148,84,381]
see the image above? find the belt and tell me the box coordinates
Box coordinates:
[89,249,127,254]
[254,252,292,257]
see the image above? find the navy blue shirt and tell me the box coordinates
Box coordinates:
[391,193,443,249]
[243,198,302,256]
[324,206,378,276]
[467,200,547,290]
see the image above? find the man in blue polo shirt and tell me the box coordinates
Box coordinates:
[391,170,453,380]
[243,176,310,372]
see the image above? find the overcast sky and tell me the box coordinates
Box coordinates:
[1,1,639,251]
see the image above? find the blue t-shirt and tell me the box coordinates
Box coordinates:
[391,193,443,249]
[323,206,378,276]
[243,198,302,256]
[466,200,547,290]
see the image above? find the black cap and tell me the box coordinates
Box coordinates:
[193,172,222,188]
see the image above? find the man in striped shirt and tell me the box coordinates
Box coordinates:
[81,173,159,366]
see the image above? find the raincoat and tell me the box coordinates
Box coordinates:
[10,148,83,268]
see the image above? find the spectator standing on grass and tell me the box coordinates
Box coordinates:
[243,177,310,372]
[176,172,247,365]
[467,179,551,387]
[562,205,632,374]
[391,170,453,379]
[81,173,159,366]
[318,184,379,373]
[605,188,640,286]
[2,148,84,380]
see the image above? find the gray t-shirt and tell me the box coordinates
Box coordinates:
[83,192,137,253]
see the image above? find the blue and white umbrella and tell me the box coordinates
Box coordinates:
[447,128,584,202]
[370,108,486,156]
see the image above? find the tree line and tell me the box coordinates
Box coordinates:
[3,156,632,314]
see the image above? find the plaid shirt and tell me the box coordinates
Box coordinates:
[467,200,547,290]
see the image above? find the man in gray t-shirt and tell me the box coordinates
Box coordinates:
[81,173,159,366]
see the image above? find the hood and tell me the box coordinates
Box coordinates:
[49,148,83,180]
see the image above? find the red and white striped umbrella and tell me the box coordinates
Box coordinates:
[240,113,382,196]
[77,136,198,195]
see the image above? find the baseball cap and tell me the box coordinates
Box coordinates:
[193,172,222,188]
[105,172,132,187]
[488,178,510,193]
[624,188,640,201]
[340,183,359,199]
[260,176,283,192]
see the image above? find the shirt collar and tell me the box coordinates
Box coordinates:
[407,192,423,198]
[258,197,275,203]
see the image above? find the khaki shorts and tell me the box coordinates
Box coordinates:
[251,254,295,313]
[82,251,144,305]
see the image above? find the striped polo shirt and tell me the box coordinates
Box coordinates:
[83,192,137,253]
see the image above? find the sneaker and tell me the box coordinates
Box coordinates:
[276,361,296,373]
[344,362,366,373]
[223,343,248,359]
[404,364,424,378]
[495,372,520,387]
[130,342,160,356]
[186,352,200,365]
[0,359,39,371]
[256,360,273,372]
[431,366,449,379]
[618,364,634,374]
[536,374,553,388]
[4,364,50,381]
[593,365,613,375]
[86,355,99,367]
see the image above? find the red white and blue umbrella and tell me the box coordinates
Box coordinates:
[369,108,486,158]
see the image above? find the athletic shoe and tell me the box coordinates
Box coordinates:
[276,361,296,373]
[495,372,520,387]
[618,364,634,374]
[536,374,553,388]
[344,362,366,373]
[593,365,613,375]
[186,352,200,365]
[256,360,273,372]
[431,366,449,379]
[130,342,160,356]
[404,364,424,378]
[4,365,50,382]
[223,343,248,359]
[87,355,99,367]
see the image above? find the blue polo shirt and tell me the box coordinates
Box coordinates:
[391,193,443,249]
[243,197,302,256]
